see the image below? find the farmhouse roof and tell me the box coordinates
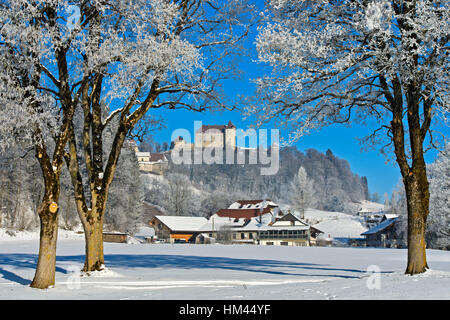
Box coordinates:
[361,218,398,236]
[136,152,151,157]
[215,207,275,219]
[148,153,167,163]
[153,215,208,232]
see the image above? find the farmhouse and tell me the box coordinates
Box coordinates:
[197,210,274,244]
[202,200,323,246]
[149,215,208,244]
[259,213,323,246]
[361,214,404,248]
[148,200,324,246]
[103,232,129,243]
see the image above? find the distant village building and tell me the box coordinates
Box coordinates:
[126,139,139,153]
[148,200,323,246]
[361,214,404,248]
[135,151,168,175]
[171,136,194,150]
[149,215,208,244]
[357,202,385,229]
[103,232,129,243]
[259,213,323,246]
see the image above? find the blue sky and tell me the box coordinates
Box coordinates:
[141,0,447,199]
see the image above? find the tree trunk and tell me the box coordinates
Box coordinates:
[30,199,59,289]
[404,166,430,275]
[82,212,105,272]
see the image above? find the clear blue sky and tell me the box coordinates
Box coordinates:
[143,0,446,199]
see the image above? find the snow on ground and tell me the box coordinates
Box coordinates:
[1,233,449,300]
[304,209,368,239]
[357,200,385,212]
[0,228,85,242]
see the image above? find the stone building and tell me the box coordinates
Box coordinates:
[194,121,236,149]
[135,151,168,175]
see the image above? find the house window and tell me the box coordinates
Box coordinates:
[209,233,213,238]
[241,233,245,239]
[249,233,253,239]
[281,242,289,246]
[232,233,236,239]
[266,242,274,245]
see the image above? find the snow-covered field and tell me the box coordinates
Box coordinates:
[1,231,449,300]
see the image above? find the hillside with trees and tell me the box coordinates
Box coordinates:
[143,146,371,216]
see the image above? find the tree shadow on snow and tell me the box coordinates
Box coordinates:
[0,253,394,286]
[0,254,73,286]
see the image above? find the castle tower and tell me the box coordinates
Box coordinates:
[225,121,236,150]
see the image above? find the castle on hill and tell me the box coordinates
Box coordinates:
[172,121,236,150]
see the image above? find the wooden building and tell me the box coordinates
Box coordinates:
[259,213,323,246]
[103,232,128,243]
[361,214,404,248]
[149,215,208,244]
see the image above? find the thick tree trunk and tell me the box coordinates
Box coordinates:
[30,198,59,289]
[404,166,430,275]
[81,209,105,272]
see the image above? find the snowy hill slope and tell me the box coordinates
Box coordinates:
[305,209,368,238]
[277,204,368,239]
[357,200,385,213]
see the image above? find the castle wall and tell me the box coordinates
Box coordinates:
[194,127,236,149]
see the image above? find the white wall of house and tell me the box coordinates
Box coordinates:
[260,239,309,246]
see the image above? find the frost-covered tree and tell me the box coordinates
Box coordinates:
[166,173,193,216]
[61,0,253,272]
[0,1,102,288]
[371,192,381,204]
[427,144,450,249]
[389,179,408,246]
[249,0,449,274]
[289,166,316,219]
[199,191,236,218]
[103,136,144,235]
[384,192,390,211]
[0,146,42,231]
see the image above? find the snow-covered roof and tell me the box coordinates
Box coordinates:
[214,207,280,219]
[198,216,245,232]
[358,200,385,213]
[136,152,151,157]
[154,215,208,232]
[137,153,167,163]
[309,209,368,238]
[361,218,397,236]
[383,214,399,220]
[228,200,278,210]
[200,213,315,232]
